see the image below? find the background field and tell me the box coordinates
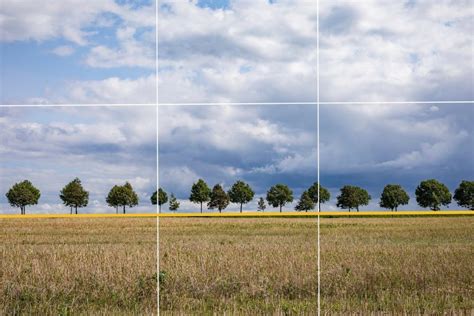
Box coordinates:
[0,218,157,315]
[159,218,318,314]
[321,217,474,313]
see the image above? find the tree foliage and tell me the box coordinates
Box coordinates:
[228,180,255,213]
[60,178,89,214]
[295,190,315,212]
[379,184,409,211]
[6,180,41,214]
[151,188,168,212]
[106,182,139,214]
[189,179,211,213]
[336,185,371,212]
[208,184,230,212]
[453,180,474,210]
[169,193,180,212]
[308,182,331,208]
[266,184,293,212]
[257,197,266,212]
[415,179,451,211]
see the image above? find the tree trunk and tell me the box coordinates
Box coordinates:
[356,206,359,212]
[75,206,78,214]
[70,207,72,214]
[123,205,126,214]
[279,204,282,212]
[116,206,118,214]
[240,203,242,213]
[219,209,222,213]
[159,204,161,213]
[200,202,203,213]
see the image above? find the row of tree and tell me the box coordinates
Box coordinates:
[5,178,473,214]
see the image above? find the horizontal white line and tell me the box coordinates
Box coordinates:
[0,100,472,107]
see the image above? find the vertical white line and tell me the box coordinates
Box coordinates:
[155,0,160,314]
[316,0,321,315]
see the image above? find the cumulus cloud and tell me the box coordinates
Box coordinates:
[158,0,317,103]
[319,0,474,101]
[0,106,157,214]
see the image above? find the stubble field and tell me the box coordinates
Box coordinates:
[0,217,157,315]
[1,216,472,315]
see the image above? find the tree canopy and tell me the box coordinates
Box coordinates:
[228,180,255,213]
[257,197,266,212]
[453,180,474,210]
[415,179,451,211]
[379,184,409,211]
[308,182,330,208]
[295,190,315,212]
[336,185,371,212]
[208,184,230,212]
[169,193,180,212]
[266,184,293,212]
[106,182,139,214]
[60,178,89,214]
[189,179,211,213]
[6,180,41,214]
[152,188,168,212]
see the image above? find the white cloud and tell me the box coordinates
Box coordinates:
[51,45,75,56]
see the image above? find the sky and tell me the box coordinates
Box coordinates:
[0,0,473,213]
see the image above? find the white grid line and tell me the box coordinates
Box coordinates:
[316,0,321,314]
[1,100,473,107]
[155,0,160,314]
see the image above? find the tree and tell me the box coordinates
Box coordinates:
[308,182,330,210]
[6,180,41,214]
[336,185,371,212]
[208,184,230,213]
[169,193,180,212]
[228,180,255,213]
[257,197,266,212]
[123,182,139,214]
[151,188,168,212]
[379,184,409,211]
[415,179,451,211]
[106,185,122,214]
[189,179,211,213]
[60,178,89,214]
[266,184,293,212]
[106,182,139,214]
[295,190,315,212]
[453,180,474,210]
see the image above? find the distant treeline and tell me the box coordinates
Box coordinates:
[4,178,474,214]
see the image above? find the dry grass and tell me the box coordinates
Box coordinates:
[159,218,318,314]
[321,217,474,314]
[0,217,157,315]
[1,216,472,314]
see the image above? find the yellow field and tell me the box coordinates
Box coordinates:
[0,210,472,219]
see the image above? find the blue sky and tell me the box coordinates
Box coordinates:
[0,0,473,213]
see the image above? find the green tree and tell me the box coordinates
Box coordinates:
[151,191,157,205]
[257,197,266,212]
[295,190,315,212]
[308,182,331,210]
[266,184,293,212]
[453,180,474,210]
[189,179,211,213]
[169,193,180,212]
[208,184,230,213]
[106,182,139,214]
[228,180,255,213]
[379,184,409,211]
[6,180,41,214]
[415,179,452,211]
[336,185,371,212]
[60,178,89,214]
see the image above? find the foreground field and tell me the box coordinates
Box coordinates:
[159,218,318,314]
[0,218,157,315]
[321,217,474,313]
